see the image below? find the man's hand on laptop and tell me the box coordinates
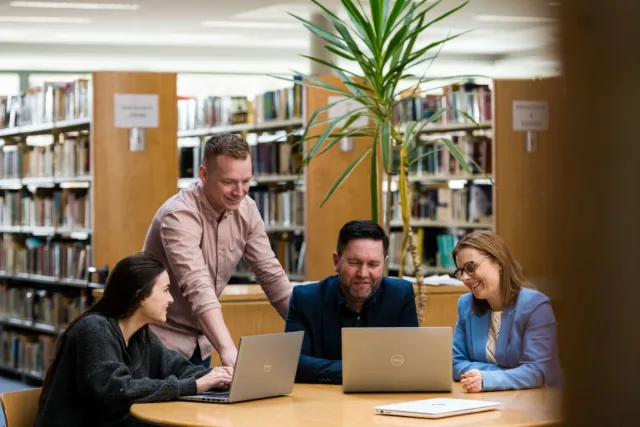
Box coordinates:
[196,366,234,394]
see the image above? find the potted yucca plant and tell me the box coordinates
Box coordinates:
[273,0,484,322]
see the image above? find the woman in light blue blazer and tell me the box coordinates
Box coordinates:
[451,230,562,392]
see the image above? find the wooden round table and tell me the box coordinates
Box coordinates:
[130,383,562,427]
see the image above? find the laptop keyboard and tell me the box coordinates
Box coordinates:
[202,390,230,397]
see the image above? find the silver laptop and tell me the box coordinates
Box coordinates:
[374,398,501,419]
[179,331,303,404]
[342,327,452,393]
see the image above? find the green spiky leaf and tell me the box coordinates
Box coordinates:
[320,147,372,206]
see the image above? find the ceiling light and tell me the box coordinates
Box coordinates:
[9,1,139,10]
[201,21,300,30]
[0,15,91,23]
[474,15,557,24]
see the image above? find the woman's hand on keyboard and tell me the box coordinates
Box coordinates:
[196,366,234,394]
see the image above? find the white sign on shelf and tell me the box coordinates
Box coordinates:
[114,94,159,128]
[327,95,369,129]
[512,100,549,131]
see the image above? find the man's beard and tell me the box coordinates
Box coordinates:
[338,272,382,302]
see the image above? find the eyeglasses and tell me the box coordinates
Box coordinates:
[453,255,490,280]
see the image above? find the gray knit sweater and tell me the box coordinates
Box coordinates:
[34,314,210,427]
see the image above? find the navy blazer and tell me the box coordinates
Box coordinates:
[284,275,419,384]
[452,288,563,391]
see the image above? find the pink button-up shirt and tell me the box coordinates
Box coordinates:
[142,181,293,359]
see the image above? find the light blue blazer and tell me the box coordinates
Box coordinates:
[452,288,563,391]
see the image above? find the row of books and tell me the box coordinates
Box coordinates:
[388,229,471,272]
[254,81,303,124]
[235,238,305,278]
[178,96,249,131]
[386,184,493,225]
[177,80,303,131]
[0,284,88,329]
[394,134,492,176]
[0,329,54,379]
[395,82,492,125]
[0,236,90,280]
[0,78,90,129]
[1,135,90,180]
[249,188,304,227]
[179,133,302,179]
[249,133,302,176]
[0,189,90,230]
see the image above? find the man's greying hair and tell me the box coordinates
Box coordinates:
[202,133,251,164]
[336,220,389,256]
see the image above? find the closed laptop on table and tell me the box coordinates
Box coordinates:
[342,327,452,393]
[179,331,303,404]
[374,398,501,419]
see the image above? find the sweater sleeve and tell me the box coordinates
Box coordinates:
[74,319,197,405]
[148,329,211,381]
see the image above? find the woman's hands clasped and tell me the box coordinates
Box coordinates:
[460,369,483,393]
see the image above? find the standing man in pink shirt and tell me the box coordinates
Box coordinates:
[142,133,293,368]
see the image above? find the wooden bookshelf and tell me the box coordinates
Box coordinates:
[177,118,303,138]
[385,82,495,277]
[0,71,178,381]
[385,78,566,287]
[92,71,178,271]
[0,118,91,138]
[176,85,306,282]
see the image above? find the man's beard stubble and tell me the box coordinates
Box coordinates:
[338,271,382,303]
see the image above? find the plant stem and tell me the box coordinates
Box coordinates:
[407,229,427,324]
[392,126,427,322]
[383,172,393,276]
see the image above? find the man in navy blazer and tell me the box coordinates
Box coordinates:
[284,220,419,384]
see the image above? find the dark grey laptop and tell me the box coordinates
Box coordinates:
[342,327,452,393]
[179,331,303,404]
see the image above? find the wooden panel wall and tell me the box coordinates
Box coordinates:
[494,78,565,278]
[305,76,379,281]
[92,72,178,271]
[558,1,640,425]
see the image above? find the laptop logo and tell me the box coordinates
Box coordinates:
[390,354,404,366]
[263,361,273,372]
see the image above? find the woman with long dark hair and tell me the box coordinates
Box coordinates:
[34,252,233,427]
[451,231,563,392]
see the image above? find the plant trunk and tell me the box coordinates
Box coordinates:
[383,172,393,276]
[391,128,427,321]
[399,149,427,323]
[407,229,426,323]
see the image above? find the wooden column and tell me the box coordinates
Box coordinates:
[91,71,178,271]
[304,77,379,281]
[494,78,564,281]
[557,1,640,425]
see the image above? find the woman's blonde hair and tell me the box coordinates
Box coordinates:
[452,230,535,315]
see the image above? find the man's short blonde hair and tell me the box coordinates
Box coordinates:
[202,133,251,164]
